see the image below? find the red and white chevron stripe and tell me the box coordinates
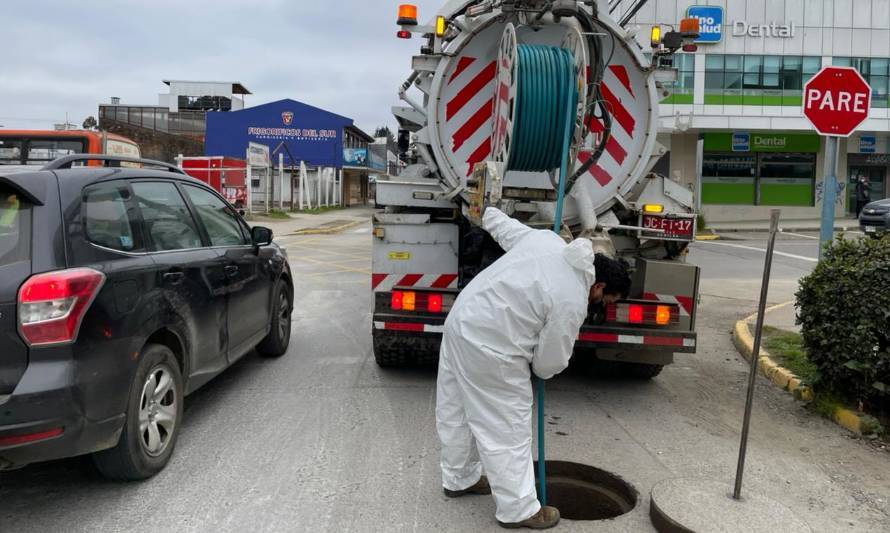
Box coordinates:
[576,64,638,188]
[642,292,694,317]
[444,55,497,177]
[372,273,459,292]
[443,58,638,185]
[578,331,696,348]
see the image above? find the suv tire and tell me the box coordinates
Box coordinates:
[256,280,291,357]
[92,344,184,481]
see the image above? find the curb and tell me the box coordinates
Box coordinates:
[731,304,873,435]
[695,234,720,241]
[288,220,363,236]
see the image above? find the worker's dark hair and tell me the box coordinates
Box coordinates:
[594,254,632,298]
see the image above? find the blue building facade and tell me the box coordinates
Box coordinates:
[204,99,353,168]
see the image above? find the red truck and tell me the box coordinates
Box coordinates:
[179,156,248,208]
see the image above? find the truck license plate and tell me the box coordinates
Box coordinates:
[641,215,695,239]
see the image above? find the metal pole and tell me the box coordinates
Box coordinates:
[279,153,285,210]
[246,150,253,216]
[733,208,781,500]
[819,136,839,259]
[695,135,704,213]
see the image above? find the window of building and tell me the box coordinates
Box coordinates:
[178,95,232,112]
[833,57,889,108]
[705,55,820,105]
[662,53,695,104]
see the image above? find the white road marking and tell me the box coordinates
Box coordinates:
[779,230,818,240]
[352,227,371,234]
[697,241,818,263]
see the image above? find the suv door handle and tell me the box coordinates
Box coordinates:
[163,271,185,285]
[224,265,240,278]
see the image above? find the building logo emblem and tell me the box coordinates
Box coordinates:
[732,132,750,152]
[687,5,723,43]
[281,112,294,126]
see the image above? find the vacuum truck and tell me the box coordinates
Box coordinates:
[372,0,701,379]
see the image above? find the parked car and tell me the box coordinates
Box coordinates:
[859,198,890,236]
[0,155,293,480]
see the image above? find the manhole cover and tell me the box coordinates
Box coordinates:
[535,460,638,521]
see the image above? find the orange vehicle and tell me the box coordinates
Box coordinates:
[0,130,140,168]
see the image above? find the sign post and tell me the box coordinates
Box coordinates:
[802,66,871,258]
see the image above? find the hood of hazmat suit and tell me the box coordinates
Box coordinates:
[436,207,594,523]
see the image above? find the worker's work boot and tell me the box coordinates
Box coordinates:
[443,476,492,497]
[498,506,560,529]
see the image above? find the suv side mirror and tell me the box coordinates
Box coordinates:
[251,226,273,246]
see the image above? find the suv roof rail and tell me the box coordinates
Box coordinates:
[42,154,188,175]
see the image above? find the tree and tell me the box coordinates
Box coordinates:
[373,126,395,146]
[82,116,98,130]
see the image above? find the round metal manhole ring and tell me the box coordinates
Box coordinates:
[534,460,638,521]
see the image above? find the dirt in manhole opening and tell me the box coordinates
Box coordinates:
[534,460,638,521]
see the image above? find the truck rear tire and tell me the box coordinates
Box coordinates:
[373,330,439,368]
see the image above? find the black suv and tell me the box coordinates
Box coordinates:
[0,155,293,480]
[859,198,890,235]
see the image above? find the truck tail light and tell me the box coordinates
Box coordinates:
[402,291,416,311]
[606,301,678,327]
[428,293,443,313]
[18,268,106,347]
[391,291,449,313]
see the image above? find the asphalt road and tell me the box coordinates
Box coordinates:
[1,226,887,532]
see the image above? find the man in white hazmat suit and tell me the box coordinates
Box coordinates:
[436,207,631,529]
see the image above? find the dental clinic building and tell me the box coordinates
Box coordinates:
[618,0,890,222]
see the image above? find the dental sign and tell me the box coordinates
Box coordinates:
[686,5,796,42]
[687,6,723,43]
[803,67,871,137]
[732,21,796,38]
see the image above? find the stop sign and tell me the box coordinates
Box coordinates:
[803,66,871,136]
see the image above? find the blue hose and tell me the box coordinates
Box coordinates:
[505,44,579,508]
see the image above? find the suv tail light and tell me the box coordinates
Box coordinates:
[391,290,450,313]
[606,301,678,326]
[18,268,106,347]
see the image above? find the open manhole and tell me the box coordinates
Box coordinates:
[534,460,638,521]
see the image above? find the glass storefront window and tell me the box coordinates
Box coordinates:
[703,152,815,207]
[661,53,695,104]
[705,54,820,105]
[702,154,757,205]
[758,153,816,206]
[834,57,890,107]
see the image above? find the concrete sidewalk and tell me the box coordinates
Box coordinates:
[749,300,800,333]
[245,206,376,236]
[707,217,859,233]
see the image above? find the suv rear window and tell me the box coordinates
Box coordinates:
[0,185,31,266]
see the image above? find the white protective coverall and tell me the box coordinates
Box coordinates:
[436,207,595,523]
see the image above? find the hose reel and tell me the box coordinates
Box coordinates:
[491,23,589,175]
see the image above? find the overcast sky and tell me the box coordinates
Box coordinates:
[1,0,444,134]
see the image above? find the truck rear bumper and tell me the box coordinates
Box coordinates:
[577,326,697,353]
[373,313,696,353]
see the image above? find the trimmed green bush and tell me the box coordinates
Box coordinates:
[796,235,890,413]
